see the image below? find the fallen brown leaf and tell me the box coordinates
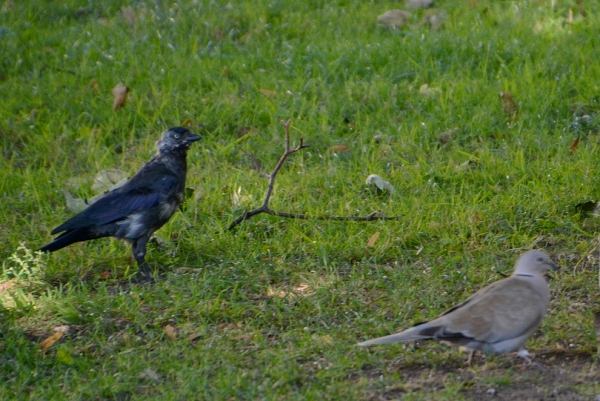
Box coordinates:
[569,137,580,152]
[111,82,130,111]
[0,279,16,293]
[328,145,349,153]
[500,91,519,121]
[40,332,63,352]
[164,324,177,340]
[99,271,110,280]
[367,231,381,247]
[260,88,277,97]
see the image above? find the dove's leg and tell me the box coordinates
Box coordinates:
[467,349,477,366]
[517,349,546,369]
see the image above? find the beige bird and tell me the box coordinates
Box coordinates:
[358,250,559,365]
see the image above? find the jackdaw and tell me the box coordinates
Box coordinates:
[40,127,202,282]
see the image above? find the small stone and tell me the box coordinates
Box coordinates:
[486,388,496,395]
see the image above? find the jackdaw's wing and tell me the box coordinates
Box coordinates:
[52,170,178,234]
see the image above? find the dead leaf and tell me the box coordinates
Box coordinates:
[367,231,381,247]
[328,145,349,153]
[232,186,252,207]
[187,333,202,342]
[260,88,277,97]
[111,82,130,111]
[0,279,16,293]
[89,78,99,91]
[500,92,519,121]
[377,9,410,29]
[54,325,70,333]
[164,324,177,340]
[92,168,128,191]
[454,159,479,172]
[63,190,87,212]
[99,271,111,280]
[64,171,129,212]
[139,368,160,382]
[569,137,580,152]
[40,332,63,352]
[121,6,135,26]
[419,83,441,97]
[292,284,311,296]
[365,174,395,193]
[438,128,458,144]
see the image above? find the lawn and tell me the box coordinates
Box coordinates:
[1,0,599,399]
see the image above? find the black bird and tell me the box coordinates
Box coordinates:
[40,127,202,281]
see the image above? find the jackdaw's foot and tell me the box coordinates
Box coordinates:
[130,263,156,285]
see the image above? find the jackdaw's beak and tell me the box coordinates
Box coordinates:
[185,133,202,145]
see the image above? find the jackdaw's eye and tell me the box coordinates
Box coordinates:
[173,133,180,139]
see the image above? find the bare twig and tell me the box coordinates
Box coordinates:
[227,120,402,230]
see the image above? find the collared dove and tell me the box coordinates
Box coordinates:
[358,250,559,364]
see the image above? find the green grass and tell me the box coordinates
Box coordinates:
[1,0,599,399]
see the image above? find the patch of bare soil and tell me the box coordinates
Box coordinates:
[366,352,599,400]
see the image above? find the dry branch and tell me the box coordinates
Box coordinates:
[227,120,402,230]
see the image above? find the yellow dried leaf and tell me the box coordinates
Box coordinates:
[367,231,380,247]
[260,88,277,97]
[40,332,63,352]
[111,82,130,111]
[164,324,177,340]
[328,145,349,153]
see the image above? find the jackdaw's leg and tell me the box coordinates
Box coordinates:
[131,236,154,283]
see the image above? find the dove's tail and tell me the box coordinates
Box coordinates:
[357,323,434,347]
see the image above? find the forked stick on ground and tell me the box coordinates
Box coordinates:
[227,120,402,230]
